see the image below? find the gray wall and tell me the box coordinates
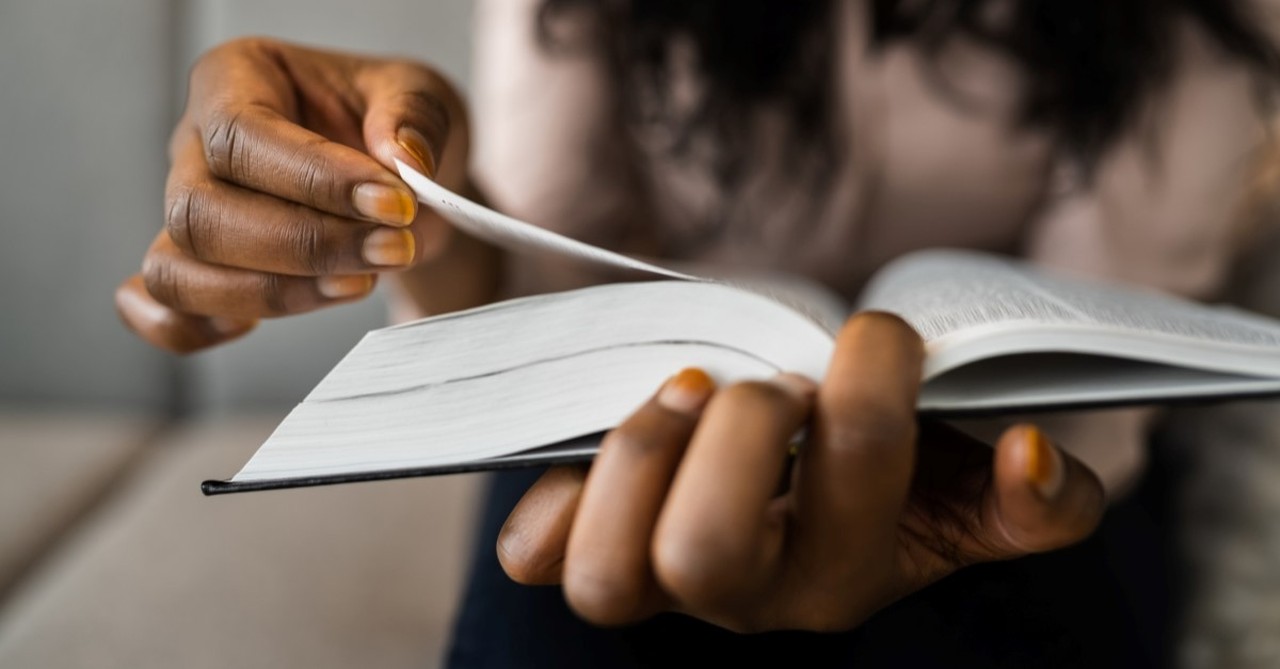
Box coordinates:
[0,1,175,409]
[0,0,473,413]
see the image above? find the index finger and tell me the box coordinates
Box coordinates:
[186,40,416,226]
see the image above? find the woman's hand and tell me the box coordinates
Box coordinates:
[116,38,474,353]
[497,312,1106,632]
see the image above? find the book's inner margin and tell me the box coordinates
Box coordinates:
[920,351,1280,413]
[863,250,1280,379]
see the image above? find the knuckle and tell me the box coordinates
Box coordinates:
[208,36,273,59]
[188,45,222,84]
[651,527,744,611]
[191,36,282,181]
[289,138,344,209]
[400,88,451,134]
[258,273,291,316]
[495,536,557,586]
[202,105,251,181]
[280,217,331,275]
[193,37,275,79]
[163,182,215,259]
[141,253,185,312]
[385,57,435,77]
[223,35,276,53]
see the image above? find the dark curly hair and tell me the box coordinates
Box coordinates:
[539,0,1279,184]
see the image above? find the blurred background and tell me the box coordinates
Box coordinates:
[6,3,1280,669]
[0,2,482,667]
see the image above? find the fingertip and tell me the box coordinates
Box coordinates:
[827,311,926,398]
[842,311,924,351]
[363,227,417,268]
[496,522,548,585]
[656,368,716,414]
[990,424,1105,554]
[498,466,585,585]
[994,424,1061,503]
[395,126,438,178]
[359,62,458,180]
[115,274,253,355]
[316,274,376,301]
[352,181,417,227]
[1021,425,1065,501]
[207,316,258,339]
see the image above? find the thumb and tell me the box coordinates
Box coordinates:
[357,62,465,181]
[979,424,1106,558]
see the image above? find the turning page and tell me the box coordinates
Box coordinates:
[396,160,695,280]
[397,160,846,328]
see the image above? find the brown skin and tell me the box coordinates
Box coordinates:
[500,313,1106,632]
[118,39,1106,633]
[114,38,499,353]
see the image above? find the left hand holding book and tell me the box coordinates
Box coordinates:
[499,313,1104,632]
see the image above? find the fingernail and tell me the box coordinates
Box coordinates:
[209,317,256,337]
[1026,426,1065,500]
[770,372,818,400]
[317,274,374,300]
[657,368,715,414]
[363,228,416,267]
[353,182,415,227]
[397,127,437,178]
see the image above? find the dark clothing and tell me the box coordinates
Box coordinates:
[446,454,1178,669]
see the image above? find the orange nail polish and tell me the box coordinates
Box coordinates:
[397,127,437,177]
[657,368,715,414]
[353,182,415,227]
[317,274,374,300]
[1026,426,1064,500]
[363,228,416,267]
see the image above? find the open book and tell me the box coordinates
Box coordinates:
[202,163,1280,495]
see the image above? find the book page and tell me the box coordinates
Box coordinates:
[232,281,835,482]
[396,160,847,329]
[396,160,695,281]
[918,352,1280,414]
[859,250,1280,349]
